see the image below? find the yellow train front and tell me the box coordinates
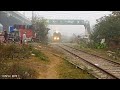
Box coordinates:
[52,32,61,43]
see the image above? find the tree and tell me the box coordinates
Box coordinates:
[90,11,120,48]
[32,16,50,44]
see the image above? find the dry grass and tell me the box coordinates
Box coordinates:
[0,44,31,61]
[0,60,38,79]
[0,44,49,79]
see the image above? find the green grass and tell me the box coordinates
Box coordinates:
[31,49,48,61]
[58,59,95,79]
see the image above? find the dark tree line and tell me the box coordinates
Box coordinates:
[90,11,120,48]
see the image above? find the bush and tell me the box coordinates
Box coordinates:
[94,43,107,49]
[31,49,48,61]
[86,42,107,49]
[0,44,32,61]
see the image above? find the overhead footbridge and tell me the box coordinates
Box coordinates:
[0,11,31,30]
[47,19,91,35]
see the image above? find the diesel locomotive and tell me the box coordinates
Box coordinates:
[52,31,61,43]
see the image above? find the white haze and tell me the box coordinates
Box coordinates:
[18,11,111,37]
[48,25,86,37]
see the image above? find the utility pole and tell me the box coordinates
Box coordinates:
[32,11,34,23]
[23,11,25,16]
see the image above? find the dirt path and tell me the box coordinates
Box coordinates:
[45,52,61,79]
[36,45,62,79]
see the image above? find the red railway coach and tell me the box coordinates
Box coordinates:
[19,29,35,41]
[9,25,36,43]
[0,23,4,43]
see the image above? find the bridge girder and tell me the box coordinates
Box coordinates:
[47,19,91,35]
[1,11,31,25]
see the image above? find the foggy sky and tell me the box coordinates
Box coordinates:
[18,11,111,26]
[18,11,111,37]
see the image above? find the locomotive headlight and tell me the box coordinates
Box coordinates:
[54,37,57,40]
[57,37,59,40]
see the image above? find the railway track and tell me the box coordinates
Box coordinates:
[63,44,120,65]
[56,44,120,79]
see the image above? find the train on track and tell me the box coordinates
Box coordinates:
[52,31,61,43]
